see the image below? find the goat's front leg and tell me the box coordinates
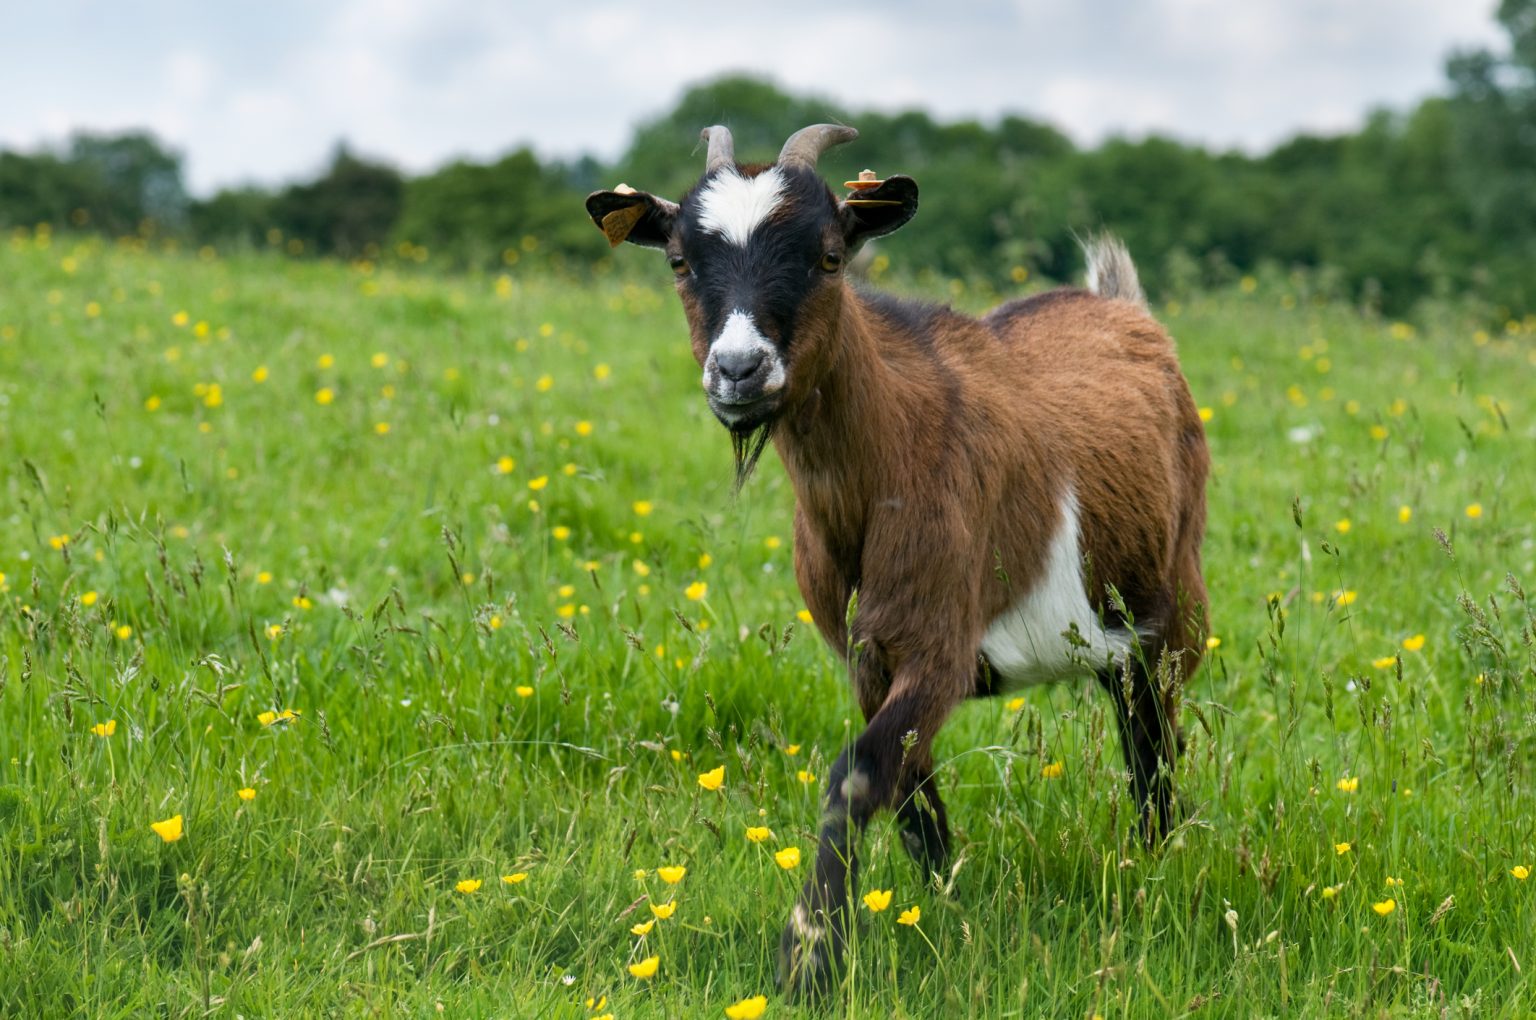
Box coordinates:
[894,754,950,877]
[778,684,958,997]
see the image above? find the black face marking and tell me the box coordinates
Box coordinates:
[673,166,846,488]
[678,166,842,351]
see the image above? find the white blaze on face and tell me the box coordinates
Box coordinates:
[980,491,1141,687]
[705,310,785,405]
[696,167,787,246]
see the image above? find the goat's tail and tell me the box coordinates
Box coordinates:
[1083,235,1147,309]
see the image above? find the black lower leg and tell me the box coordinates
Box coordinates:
[1097,660,1176,840]
[894,763,950,876]
[779,693,935,997]
[778,745,870,996]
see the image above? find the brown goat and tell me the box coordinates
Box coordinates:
[587,124,1209,996]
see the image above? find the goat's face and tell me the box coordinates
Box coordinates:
[587,125,918,474]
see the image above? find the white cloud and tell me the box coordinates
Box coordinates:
[0,0,1508,193]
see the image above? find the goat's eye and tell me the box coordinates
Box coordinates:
[669,255,690,277]
[819,251,843,273]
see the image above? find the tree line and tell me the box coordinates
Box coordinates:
[2,1,1532,317]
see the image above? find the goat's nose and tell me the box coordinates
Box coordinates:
[714,347,765,382]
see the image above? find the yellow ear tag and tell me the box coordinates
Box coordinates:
[600,202,646,247]
[843,168,902,207]
[843,169,884,190]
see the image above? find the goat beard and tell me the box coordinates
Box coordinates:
[730,422,773,492]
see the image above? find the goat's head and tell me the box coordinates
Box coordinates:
[586,124,919,483]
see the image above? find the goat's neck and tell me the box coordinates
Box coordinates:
[773,291,897,533]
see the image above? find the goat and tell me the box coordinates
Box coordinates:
[586,124,1209,996]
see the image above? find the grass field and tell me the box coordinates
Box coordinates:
[2,228,1535,1018]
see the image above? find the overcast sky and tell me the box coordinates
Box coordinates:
[0,0,1505,195]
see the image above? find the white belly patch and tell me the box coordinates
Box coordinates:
[980,492,1139,687]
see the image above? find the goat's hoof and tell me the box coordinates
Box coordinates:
[777,907,845,999]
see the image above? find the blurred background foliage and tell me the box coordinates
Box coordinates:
[2,0,1533,318]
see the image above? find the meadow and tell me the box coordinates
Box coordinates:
[1,228,1534,1018]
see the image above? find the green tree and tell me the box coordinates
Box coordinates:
[271,145,404,257]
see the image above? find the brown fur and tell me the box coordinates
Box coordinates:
[588,146,1209,998]
[762,279,1208,995]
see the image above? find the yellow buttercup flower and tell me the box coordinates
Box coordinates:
[1041,761,1065,779]
[1512,866,1530,881]
[90,720,117,737]
[455,879,482,894]
[897,905,921,926]
[685,581,708,601]
[697,766,725,791]
[796,770,816,784]
[80,591,98,607]
[785,744,801,757]
[745,826,773,843]
[796,609,813,624]
[502,873,528,884]
[1372,898,1396,916]
[630,918,655,936]
[650,900,676,919]
[515,686,534,698]
[1321,884,1342,900]
[151,814,184,843]
[1005,697,1026,711]
[774,847,801,870]
[314,387,334,405]
[528,475,548,491]
[1335,842,1352,855]
[1402,634,1426,652]
[1372,656,1398,669]
[237,787,256,801]
[627,955,659,979]
[724,995,768,1019]
[1465,503,1483,519]
[1336,776,1359,793]
[862,888,893,912]
[632,500,653,516]
[657,866,686,885]
[113,624,133,640]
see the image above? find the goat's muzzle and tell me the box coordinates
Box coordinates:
[703,310,785,431]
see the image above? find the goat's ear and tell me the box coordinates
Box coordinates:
[585,188,678,249]
[840,175,919,250]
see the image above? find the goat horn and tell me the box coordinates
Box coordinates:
[777,124,858,169]
[701,125,735,173]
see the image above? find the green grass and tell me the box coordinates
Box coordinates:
[1,230,1534,1018]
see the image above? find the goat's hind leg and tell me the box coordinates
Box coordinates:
[1096,655,1179,842]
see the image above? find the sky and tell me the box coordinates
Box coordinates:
[0,0,1506,195]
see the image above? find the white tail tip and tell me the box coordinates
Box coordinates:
[1083,236,1146,308]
